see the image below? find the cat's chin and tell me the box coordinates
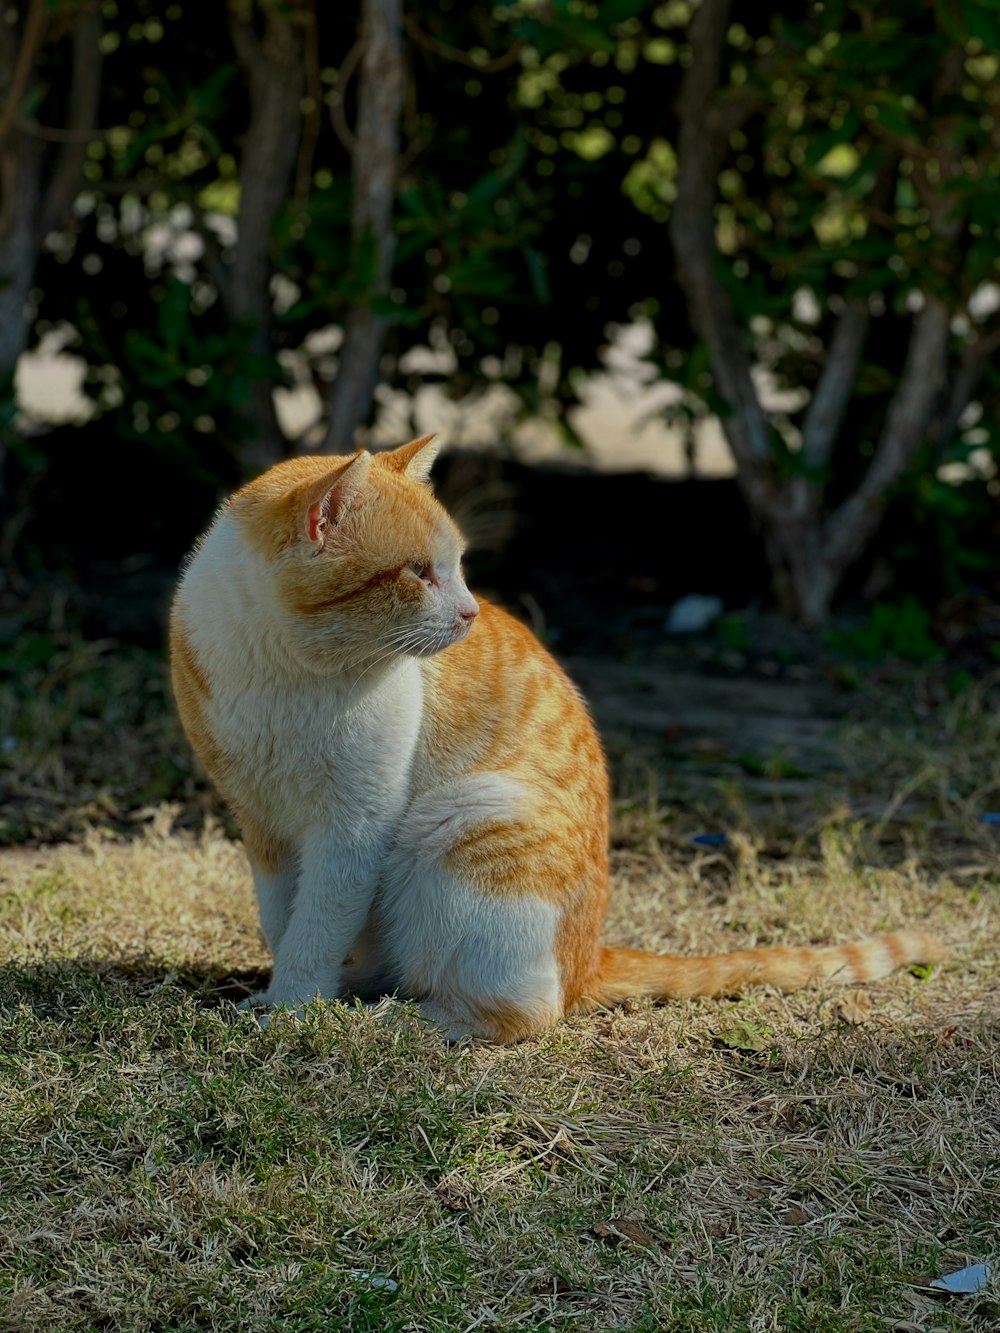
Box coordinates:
[406,638,461,659]
[403,622,474,657]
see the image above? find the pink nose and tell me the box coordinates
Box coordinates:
[459,599,479,623]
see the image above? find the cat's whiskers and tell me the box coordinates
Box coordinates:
[343,626,431,700]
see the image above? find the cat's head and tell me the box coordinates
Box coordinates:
[229,435,479,672]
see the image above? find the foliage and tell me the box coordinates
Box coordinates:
[22,0,675,441]
[705,0,1000,485]
[3,0,1000,615]
[827,598,942,664]
[659,0,1000,621]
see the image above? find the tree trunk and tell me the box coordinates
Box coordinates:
[322,0,404,454]
[230,3,309,475]
[0,2,101,541]
[760,491,836,628]
[0,0,46,375]
[669,0,772,501]
[0,136,43,373]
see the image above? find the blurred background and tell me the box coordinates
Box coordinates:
[3,0,1000,840]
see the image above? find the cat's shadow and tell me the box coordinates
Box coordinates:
[0,959,401,1012]
[0,958,270,1010]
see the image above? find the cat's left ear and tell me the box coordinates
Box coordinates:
[303,450,372,549]
[379,433,441,484]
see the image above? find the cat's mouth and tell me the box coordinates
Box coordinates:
[403,619,474,657]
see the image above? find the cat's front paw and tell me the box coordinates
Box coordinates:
[233,987,322,1026]
[233,990,278,1027]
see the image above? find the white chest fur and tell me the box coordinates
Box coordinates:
[178,513,424,839]
[211,667,422,835]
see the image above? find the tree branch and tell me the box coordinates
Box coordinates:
[328,41,361,154]
[0,0,48,158]
[40,4,103,236]
[936,318,1000,460]
[822,51,965,579]
[188,199,235,309]
[825,295,951,573]
[0,0,46,371]
[800,299,869,472]
[799,152,897,472]
[402,16,524,73]
[293,1,321,209]
[323,0,404,453]
[669,0,772,500]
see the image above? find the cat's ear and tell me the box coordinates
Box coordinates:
[303,450,372,549]
[380,433,441,484]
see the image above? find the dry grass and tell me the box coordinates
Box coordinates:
[1,635,999,1329]
[0,635,220,846]
[1,800,998,1331]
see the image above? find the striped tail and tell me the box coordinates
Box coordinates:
[578,929,947,1008]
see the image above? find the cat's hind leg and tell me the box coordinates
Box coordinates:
[341,916,398,1003]
[380,776,568,1043]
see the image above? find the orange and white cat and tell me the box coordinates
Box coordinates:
[170,435,945,1042]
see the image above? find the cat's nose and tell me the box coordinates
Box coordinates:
[458,597,479,623]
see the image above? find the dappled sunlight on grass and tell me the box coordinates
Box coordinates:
[1,801,997,1330]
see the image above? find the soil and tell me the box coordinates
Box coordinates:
[567,652,843,778]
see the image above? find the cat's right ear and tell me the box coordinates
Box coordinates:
[302,451,372,550]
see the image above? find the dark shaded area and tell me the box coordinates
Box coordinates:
[14,442,1000,660]
[0,960,271,1009]
[4,441,999,852]
[11,439,768,649]
[440,457,768,653]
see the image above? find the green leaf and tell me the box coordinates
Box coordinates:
[157,279,191,356]
[802,109,862,171]
[367,295,425,326]
[190,64,237,121]
[833,27,910,70]
[397,185,435,220]
[522,245,551,305]
[533,0,618,54]
[713,1020,771,1053]
[116,124,161,175]
[446,256,518,298]
[466,170,510,212]
[967,4,1000,48]
[934,0,968,44]
[872,99,920,140]
[597,0,649,25]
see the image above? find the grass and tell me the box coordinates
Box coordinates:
[0,632,218,846]
[1,634,999,1330]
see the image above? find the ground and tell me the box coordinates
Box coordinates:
[1,626,998,1331]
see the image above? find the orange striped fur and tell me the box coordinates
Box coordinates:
[170,437,947,1043]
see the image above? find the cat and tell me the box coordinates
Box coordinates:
[170,434,946,1042]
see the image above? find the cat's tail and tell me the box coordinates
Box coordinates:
[576,929,947,1008]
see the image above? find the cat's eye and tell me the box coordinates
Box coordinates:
[408,560,432,582]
